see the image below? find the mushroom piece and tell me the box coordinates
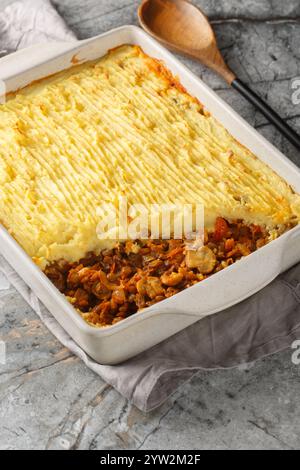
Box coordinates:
[136,276,164,299]
[161,271,184,287]
[185,246,217,274]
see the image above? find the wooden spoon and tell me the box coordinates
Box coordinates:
[138,0,300,149]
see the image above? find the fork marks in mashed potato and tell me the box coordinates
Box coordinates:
[0,45,299,269]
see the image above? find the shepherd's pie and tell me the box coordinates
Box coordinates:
[0,45,299,276]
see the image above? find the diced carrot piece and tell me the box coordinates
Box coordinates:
[214,217,229,241]
[225,238,235,252]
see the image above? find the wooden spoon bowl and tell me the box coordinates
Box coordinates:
[138,0,235,84]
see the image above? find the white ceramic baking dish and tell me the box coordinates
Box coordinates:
[1,26,300,364]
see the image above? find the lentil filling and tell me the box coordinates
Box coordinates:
[44,218,269,327]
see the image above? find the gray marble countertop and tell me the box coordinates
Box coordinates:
[0,0,300,450]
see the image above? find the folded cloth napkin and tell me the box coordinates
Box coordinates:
[0,0,76,53]
[1,0,300,412]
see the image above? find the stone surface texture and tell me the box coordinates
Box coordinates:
[0,0,300,450]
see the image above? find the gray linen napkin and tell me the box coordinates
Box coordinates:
[1,0,300,412]
[0,0,76,54]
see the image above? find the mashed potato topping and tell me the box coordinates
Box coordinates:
[0,45,299,268]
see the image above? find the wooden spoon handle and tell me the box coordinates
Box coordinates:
[231,78,300,150]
